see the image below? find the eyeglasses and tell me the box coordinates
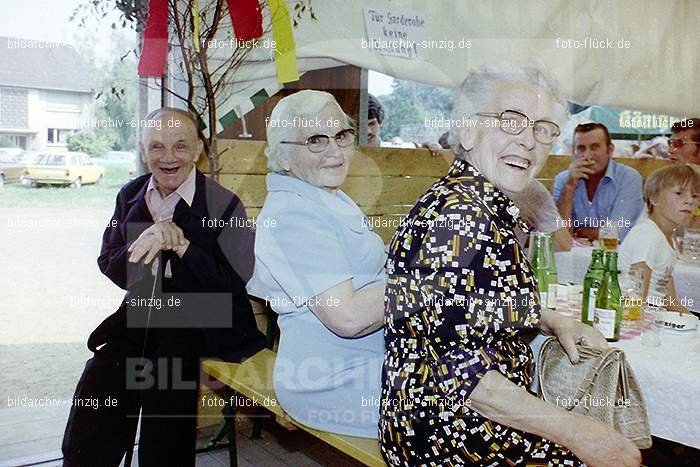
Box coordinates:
[281,128,356,153]
[475,110,561,144]
[668,137,700,150]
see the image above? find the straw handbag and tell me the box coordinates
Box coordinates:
[536,336,652,449]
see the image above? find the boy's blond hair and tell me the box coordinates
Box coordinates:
[644,164,700,213]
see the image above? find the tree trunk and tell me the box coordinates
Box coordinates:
[208,136,219,182]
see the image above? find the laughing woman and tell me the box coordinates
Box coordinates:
[379,67,641,467]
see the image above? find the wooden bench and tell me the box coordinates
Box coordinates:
[202,347,385,467]
[197,142,671,466]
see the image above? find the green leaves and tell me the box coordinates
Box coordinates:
[378,81,453,141]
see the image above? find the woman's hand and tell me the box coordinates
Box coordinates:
[470,371,640,467]
[567,417,641,467]
[540,310,608,364]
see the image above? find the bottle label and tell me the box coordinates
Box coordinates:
[594,307,616,339]
[547,283,557,309]
[586,288,598,321]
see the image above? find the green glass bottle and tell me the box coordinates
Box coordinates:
[594,251,622,342]
[581,249,605,325]
[544,232,558,310]
[530,233,551,307]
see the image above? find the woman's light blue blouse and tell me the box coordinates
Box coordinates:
[247,172,387,438]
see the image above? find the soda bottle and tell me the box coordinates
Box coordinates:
[544,232,557,310]
[594,251,622,342]
[530,232,552,307]
[581,249,605,325]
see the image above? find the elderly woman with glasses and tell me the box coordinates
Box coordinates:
[247,90,386,437]
[379,67,642,467]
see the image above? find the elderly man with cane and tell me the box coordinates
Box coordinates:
[62,108,265,466]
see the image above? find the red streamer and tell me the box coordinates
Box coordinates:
[226,0,263,41]
[138,0,169,77]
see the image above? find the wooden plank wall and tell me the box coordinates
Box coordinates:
[217,65,362,141]
[199,139,671,242]
[195,140,670,430]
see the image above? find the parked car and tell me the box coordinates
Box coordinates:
[27,152,105,188]
[17,151,40,185]
[15,151,40,165]
[0,152,30,186]
[0,147,23,157]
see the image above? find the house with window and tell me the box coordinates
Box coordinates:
[0,36,94,151]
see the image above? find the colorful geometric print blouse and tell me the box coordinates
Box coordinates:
[379,159,584,466]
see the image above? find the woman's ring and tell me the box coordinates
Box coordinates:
[579,337,588,345]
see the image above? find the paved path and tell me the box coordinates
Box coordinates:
[0,207,123,462]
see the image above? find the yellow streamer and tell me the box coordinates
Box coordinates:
[193,0,200,53]
[269,0,300,83]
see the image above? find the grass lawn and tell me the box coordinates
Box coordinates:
[0,160,133,209]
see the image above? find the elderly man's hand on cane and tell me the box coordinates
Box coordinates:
[128,221,190,275]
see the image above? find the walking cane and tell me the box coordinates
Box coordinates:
[123,259,159,466]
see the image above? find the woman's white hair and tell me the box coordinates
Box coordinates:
[265,90,353,172]
[448,64,569,160]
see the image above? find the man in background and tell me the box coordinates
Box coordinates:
[668,118,700,165]
[553,122,644,241]
[668,118,700,229]
[367,93,385,146]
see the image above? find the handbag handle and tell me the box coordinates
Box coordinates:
[567,350,628,412]
[570,345,608,403]
[619,354,630,402]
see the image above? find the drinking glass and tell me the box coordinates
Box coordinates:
[673,227,685,256]
[641,305,665,347]
[679,229,700,264]
[621,268,644,329]
[566,282,583,317]
[599,221,619,251]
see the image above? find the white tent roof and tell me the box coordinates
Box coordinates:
[225,0,698,117]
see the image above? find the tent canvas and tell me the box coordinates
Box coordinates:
[186,0,698,120]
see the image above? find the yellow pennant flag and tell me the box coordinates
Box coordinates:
[193,0,201,53]
[269,0,300,83]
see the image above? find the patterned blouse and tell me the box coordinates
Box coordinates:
[379,159,584,466]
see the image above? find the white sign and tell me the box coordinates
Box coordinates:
[362,8,429,60]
